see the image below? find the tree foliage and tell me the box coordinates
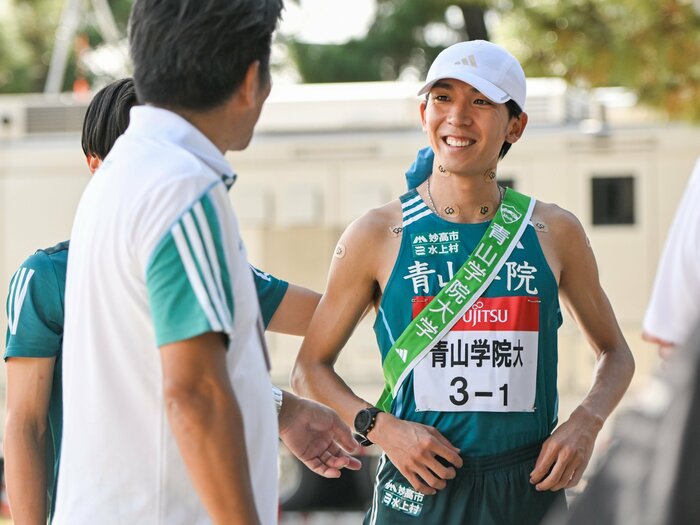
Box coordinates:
[287,0,700,120]
[287,0,489,83]
[0,0,132,93]
[505,0,700,120]
[2,0,699,119]
[0,0,63,92]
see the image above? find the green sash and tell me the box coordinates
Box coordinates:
[377,188,536,412]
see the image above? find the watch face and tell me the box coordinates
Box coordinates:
[354,409,371,433]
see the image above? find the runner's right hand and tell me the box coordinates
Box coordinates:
[370,413,463,495]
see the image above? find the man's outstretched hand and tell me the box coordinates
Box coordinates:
[278,391,362,478]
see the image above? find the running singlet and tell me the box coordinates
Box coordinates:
[5,241,67,521]
[373,189,561,455]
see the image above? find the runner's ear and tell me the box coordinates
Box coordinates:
[505,112,528,144]
[420,100,428,132]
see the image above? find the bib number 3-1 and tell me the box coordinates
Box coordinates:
[412,296,540,413]
[413,331,538,412]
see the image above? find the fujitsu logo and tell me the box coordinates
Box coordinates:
[462,301,508,327]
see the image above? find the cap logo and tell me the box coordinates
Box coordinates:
[454,55,478,67]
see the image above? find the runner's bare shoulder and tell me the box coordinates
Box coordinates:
[339,199,404,249]
[531,201,590,281]
[532,201,586,241]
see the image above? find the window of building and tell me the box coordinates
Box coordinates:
[591,176,636,225]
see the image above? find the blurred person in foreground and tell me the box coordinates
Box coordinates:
[544,324,700,525]
[642,157,700,359]
[546,156,700,525]
[4,76,322,523]
[293,40,635,524]
[51,1,355,524]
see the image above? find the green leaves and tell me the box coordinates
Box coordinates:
[0,0,132,93]
[286,0,700,121]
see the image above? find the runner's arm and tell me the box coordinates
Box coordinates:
[292,212,462,495]
[160,332,260,525]
[530,210,635,491]
[291,216,379,425]
[267,284,321,336]
[4,357,55,524]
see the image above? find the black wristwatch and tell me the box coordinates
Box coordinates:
[353,407,382,446]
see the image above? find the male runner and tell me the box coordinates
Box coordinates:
[293,40,635,524]
[4,77,323,523]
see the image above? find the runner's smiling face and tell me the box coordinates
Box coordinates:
[420,79,516,177]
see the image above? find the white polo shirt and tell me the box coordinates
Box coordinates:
[644,157,700,345]
[55,106,278,524]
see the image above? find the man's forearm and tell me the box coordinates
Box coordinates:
[580,346,635,424]
[4,419,48,524]
[291,361,370,428]
[166,384,260,525]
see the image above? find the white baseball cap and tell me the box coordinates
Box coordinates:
[417,40,526,110]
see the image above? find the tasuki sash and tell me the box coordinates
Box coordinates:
[377,188,536,412]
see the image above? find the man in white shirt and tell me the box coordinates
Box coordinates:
[54,1,359,524]
[643,157,700,359]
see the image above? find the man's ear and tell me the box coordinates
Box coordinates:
[236,60,263,109]
[419,99,428,132]
[505,112,528,144]
[86,154,101,174]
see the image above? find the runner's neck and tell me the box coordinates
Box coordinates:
[421,173,504,224]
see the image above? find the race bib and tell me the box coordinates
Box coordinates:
[413,296,538,412]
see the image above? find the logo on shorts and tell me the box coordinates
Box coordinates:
[381,480,424,517]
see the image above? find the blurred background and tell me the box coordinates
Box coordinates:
[1,0,700,522]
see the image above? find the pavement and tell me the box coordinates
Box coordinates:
[280,512,365,524]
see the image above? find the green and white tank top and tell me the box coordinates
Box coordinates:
[373,189,561,455]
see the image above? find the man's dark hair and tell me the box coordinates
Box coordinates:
[81,77,137,159]
[129,0,283,111]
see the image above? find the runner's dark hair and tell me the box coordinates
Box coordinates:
[129,0,283,111]
[81,77,137,159]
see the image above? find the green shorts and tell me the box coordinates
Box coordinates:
[363,441,567,525]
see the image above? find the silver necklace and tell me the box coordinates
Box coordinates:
[426,176,504,220]
[425,176,442,217]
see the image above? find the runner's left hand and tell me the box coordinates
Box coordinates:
[279,391,362,478]
[529,405,603,491]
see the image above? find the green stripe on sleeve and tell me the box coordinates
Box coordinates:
[146,193,234,346]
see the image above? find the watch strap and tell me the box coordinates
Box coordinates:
[354,407,382,446]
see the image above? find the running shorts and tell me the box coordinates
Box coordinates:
[363,441,567,525]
